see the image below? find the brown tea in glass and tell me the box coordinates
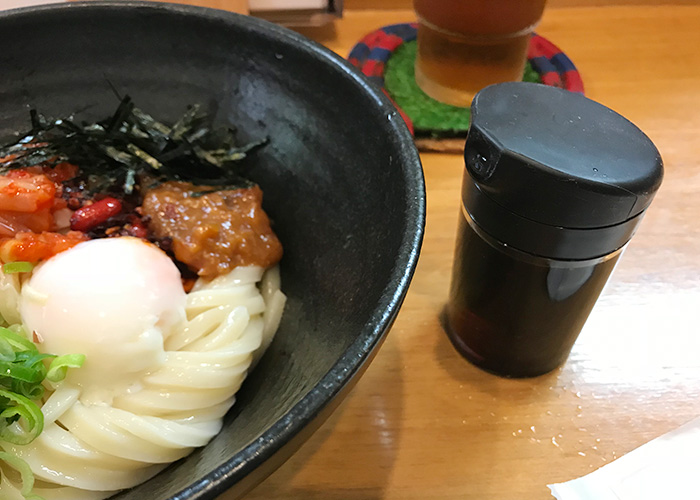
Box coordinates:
[413,0,547,106]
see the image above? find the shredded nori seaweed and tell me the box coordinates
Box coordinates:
[0,95,267,196]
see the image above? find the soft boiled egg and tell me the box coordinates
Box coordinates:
[20,237,187,403]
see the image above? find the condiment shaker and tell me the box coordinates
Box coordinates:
[444,82,664,377]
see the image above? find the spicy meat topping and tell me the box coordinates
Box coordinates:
[141,181,282,278]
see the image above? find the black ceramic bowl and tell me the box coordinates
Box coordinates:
[0,2,425,499]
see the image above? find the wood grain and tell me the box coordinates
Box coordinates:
[208,5,700,499]
[69,0,250,13]
[343,0,699,10]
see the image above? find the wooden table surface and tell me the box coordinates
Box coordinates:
[219,5,700,499]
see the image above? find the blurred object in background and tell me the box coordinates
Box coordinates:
[4,0,65,7]
[413,0,546,107]
[4,1,343,26]
[5,0,250,13]
[149,0,344,22]
[147,0,249,13]
[250,0,342,26]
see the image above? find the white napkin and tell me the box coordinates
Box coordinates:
[548,416,700,499]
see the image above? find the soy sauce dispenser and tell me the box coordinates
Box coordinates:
[444,82,663,377]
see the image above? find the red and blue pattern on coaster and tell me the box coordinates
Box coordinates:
[348,22,584,94]
[527,33,584,93]
[349,23,419,88]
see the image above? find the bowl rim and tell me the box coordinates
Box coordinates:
[0,2,427,498]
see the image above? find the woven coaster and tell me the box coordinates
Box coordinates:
[348,23,583,153]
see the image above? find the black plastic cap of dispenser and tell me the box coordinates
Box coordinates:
[462,82,664,260]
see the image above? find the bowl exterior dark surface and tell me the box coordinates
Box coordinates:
[0,2,425,499]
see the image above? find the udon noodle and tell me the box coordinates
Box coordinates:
[0,265,285,499]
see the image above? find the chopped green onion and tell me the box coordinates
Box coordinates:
[46,354,86,383]
[0,337,14,362]
[0,328,36,353]
[0,326,83,499]
[0,325,83,447]
[0,389,43,445]
[12,381,44,401]
[0,361,44,385]
[2,262,34,274]
[0,451,45,500]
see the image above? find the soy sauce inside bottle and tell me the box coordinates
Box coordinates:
[444,82,663,378]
